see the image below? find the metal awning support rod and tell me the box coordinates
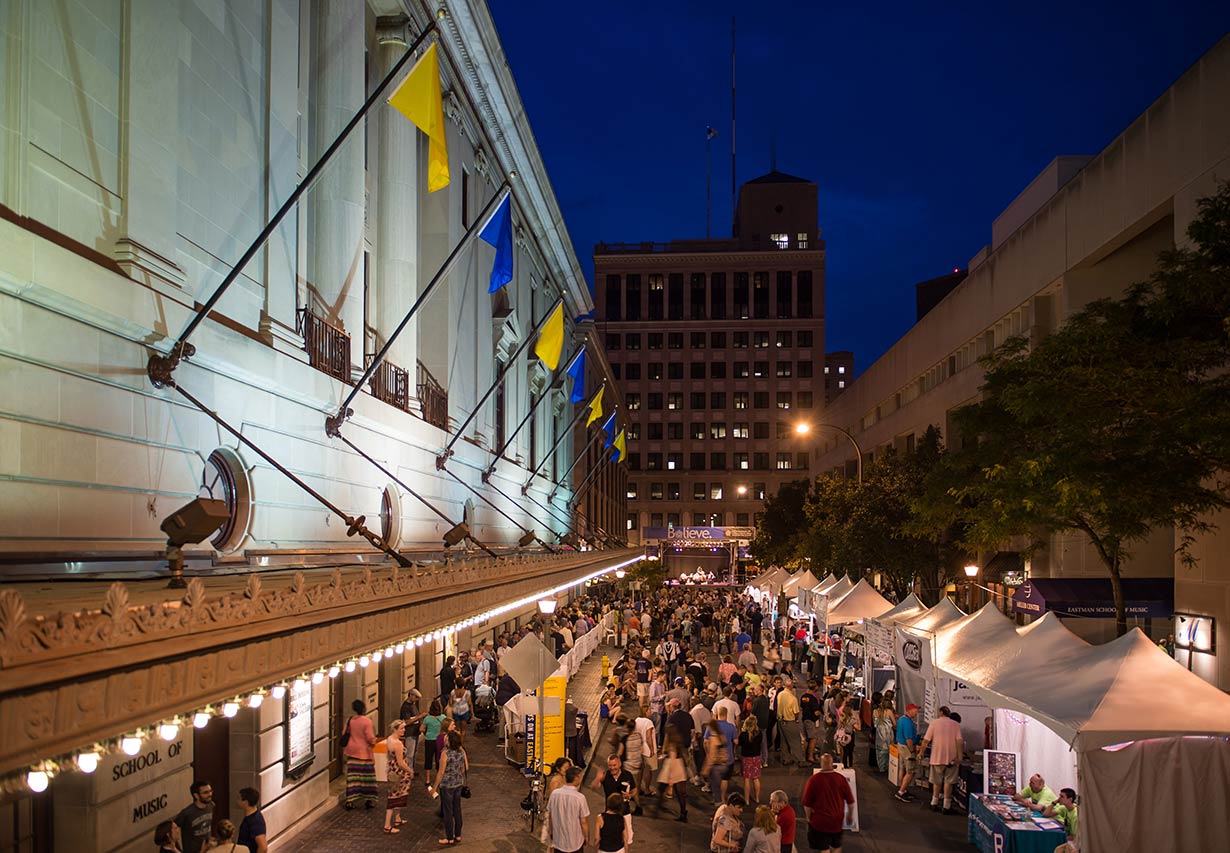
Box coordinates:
[484,343,582,478]
[438,295,563,466]
[167,381,411,567]
[330,182,512,432]
[522,383,605,491]
[550,428,605,501]
[483,477,572,547]
[336,433,499,559]
[149,22,439,388]
[520,487,580,538]
[438,465,556,552]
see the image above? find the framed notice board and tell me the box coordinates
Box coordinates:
[983,749,1019,796]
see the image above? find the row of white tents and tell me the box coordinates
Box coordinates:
[748,568,1230,852]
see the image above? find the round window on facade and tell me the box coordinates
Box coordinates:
[380,485,402,550]
[200,448,252,553]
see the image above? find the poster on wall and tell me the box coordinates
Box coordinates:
[984,749,1019,796]
[286,679,314,775]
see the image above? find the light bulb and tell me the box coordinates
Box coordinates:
[345,660,356,673]
[271,685,287,700]
[385,646,394,657]
[248,692,264,709]
[26,769,49,793]
[395,643,405,654]
[312,671,324,685]
[158,721,179,741]
[193,711,211,729]
[415,637,424,647]
[359,655,370,668]
[328,665,341,678]
[223,702,240,718]
[121,735,143,755]
[76,751,100,774]
[372,651,383,662]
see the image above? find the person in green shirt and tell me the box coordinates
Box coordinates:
[1014,774,1058,811]
[1043,787,1079,838]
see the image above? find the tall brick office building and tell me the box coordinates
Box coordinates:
[595,172,825,545]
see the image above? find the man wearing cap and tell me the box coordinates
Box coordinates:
[666,676,691,710]
[894,704,920,802]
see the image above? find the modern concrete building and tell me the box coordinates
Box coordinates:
[813,36,1230,688]
[594,171,825,548]
[0,1,628,848]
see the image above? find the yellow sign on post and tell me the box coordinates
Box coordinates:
[541,675,567,765]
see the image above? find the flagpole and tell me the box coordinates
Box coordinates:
[568,446,613,508]
[328,182,512,435]
[336,433,499,559]
[483,343,582,480]
[436,295,564,467]
[549,427,607,501]
[522,383,605,492]
[149,21,439,388]
[438,465,557,552]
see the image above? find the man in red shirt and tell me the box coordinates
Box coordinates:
[769,789,797,853]
[801,754,854,852]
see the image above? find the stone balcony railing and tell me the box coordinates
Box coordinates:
[0,548,638,778]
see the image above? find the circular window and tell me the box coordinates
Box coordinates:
[380,486,402,549]
[200,448,252,552]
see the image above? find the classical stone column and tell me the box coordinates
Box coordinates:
[374,17,420,406]
[112,0,185,295]
[307,1,365,369]
[260,0,307,359]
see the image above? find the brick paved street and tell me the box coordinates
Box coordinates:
[276,642,970,852]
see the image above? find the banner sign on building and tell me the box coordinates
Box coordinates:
[641,526,755,542]
[286,678,314,774]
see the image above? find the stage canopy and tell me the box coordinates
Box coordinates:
[825,578,894,625]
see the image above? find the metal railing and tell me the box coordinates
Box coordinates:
[367,356,410,412]
[416,360,448,431]
[297,308,351,383]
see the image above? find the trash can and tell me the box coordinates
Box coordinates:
[373,738,388,782]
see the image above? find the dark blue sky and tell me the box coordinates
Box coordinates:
[489,2,1228,372]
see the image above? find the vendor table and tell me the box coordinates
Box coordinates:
[954,761,984,812]
[968,794,1067,853]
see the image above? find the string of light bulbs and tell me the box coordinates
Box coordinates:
[17,555,644,794]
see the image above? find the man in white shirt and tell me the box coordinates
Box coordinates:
[546,766,590,853]
[713,686,741,729]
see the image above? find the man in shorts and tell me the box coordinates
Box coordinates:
[802,754,854,852]
[920,705,963,814]
[894,704,920,802]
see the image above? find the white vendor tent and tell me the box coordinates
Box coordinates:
[897,596,965,634]
[825,579,894,626]
[798,572,836,612]
[862,593,927,666]
[926,605,1230,852]
[782,569,821,598]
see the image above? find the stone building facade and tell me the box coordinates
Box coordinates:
[0,1,627,848]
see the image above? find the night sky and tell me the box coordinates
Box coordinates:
[488,2,1228,373]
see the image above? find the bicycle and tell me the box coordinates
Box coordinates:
[520,759,547,835]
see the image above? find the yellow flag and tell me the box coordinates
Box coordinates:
[586,386,605,426]
[613,430,627,462]
[534,303,565,369]
[387,43,450,192]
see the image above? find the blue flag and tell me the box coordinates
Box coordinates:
[600,412,617,448]
[480,195,513,293]
[566,348,586,403]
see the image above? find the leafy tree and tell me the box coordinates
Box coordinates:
[750,479,812,568]
[924,183,1230,635]
[802,427,962,603]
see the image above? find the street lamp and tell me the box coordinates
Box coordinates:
[963,564,979,611]
[795,422,863,483]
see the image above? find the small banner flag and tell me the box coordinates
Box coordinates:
[480,195,513,293]
[600,412,616,447]
[586,387,605,427]
[566,348,587,403]
[387,43,450,192]
[534,303,565,370]
[612,430,627,463]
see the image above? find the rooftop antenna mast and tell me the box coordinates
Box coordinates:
[731,16,737,237]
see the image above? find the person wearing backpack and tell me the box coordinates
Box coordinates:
[342,699,377,809]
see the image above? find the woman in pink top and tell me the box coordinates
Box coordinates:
[718,655,737,684]
[343,699,378,809]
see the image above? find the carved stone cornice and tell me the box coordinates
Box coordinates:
[0,550,636,776]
